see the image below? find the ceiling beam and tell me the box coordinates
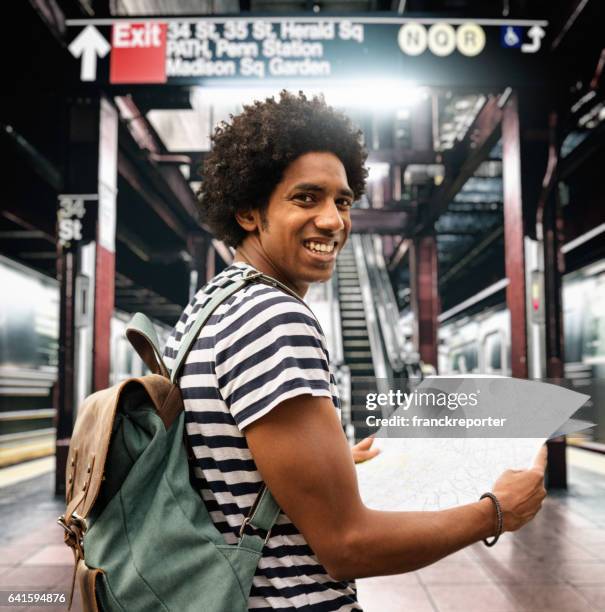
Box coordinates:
[115,248,188,313]
[418,93,505,233]
[350,209,413,235]
[116,96,200,224]
[155,164,199,221]
[447,202,503,212]
[28,0,66,45]
[2,123,62,191]
[387,237,410,271]
[17,251,57,259]
[550,0,591,51]
[436,230,484,237]
[116,272,183,323]
[381,200,418,212]
[1,206,55,241]
[558,118,605,181]
[116,96,221,245]
[440,226,504,286]
[0,230,47,239]
[118,149,189,241]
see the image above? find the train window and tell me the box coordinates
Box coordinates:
[583,281,605,361]
[484,332,503,373]
[563,310,584,363]
[583,313,605,360]
[450,342,479,373]
[563,280,587,363]
[0,260,59,370]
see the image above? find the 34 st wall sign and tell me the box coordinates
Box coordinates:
[66,16,549,88]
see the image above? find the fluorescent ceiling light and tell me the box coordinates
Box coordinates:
[190,81,428,112]
[367,162,390,183]
[323,81,428,109]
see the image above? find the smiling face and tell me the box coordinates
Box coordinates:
[234,151,353,296]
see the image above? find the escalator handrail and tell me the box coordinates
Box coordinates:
[350,235,390,409]
[329,269,345,366]
[361,235,406,373]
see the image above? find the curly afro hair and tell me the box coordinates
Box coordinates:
[197,90,368,247]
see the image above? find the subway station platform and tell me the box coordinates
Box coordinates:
[3,2,605,611]
[1,449,603,612]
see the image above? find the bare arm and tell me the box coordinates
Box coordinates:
[245,395,546,581]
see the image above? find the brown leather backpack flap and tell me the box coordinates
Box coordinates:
[75,560,103,612]
[65,374,179,520]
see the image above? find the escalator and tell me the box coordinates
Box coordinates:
[308,235,419,442]
[336,237,397,440]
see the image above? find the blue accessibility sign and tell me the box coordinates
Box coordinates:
[500,26,522,48]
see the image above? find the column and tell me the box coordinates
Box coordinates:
[501,91,567,488]
[501,92,529,380]
[409,234,439,370]
[55,95,118,495]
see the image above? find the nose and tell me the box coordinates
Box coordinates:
[315,199,345,233]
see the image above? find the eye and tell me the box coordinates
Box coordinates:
[293,193,315,204]
[337,198,353,208]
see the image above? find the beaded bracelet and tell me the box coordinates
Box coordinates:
[479,492,503,547]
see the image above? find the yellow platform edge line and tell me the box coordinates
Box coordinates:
[0,442,55,468]
[0,456,56,488]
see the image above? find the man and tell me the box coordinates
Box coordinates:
[164,91,546,611]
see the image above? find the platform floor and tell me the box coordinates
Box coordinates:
[0,449,604,612]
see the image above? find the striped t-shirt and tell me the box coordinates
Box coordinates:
[163,262,361,611]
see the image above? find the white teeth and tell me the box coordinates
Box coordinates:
[304,240,335,254]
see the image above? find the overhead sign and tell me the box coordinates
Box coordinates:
[57,194,98,250]
[65,17,549,87]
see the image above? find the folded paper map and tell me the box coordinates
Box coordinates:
[356,377,590,512]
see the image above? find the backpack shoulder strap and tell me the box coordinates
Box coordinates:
[170,269,263,384]
[238,485,281,551]
[247,486,281,533]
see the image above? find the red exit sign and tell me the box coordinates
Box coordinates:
[110,22,167,84]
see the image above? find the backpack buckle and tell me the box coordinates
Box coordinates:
[58,514,87,548]
[58,513,87,609]
[238,516,251,538]
[238,516,272,545]
[243,270,262,281]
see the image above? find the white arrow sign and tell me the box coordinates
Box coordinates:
[521,25,545,54]
[68,25,111,82]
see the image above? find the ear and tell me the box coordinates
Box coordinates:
[235,208,259,232]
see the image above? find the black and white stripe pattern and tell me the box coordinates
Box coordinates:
[163,263,361,611]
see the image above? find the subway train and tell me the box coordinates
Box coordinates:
[0,255,172,467]
[436,259,605,448]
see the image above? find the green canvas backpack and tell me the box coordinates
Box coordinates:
[59,269,287,612]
